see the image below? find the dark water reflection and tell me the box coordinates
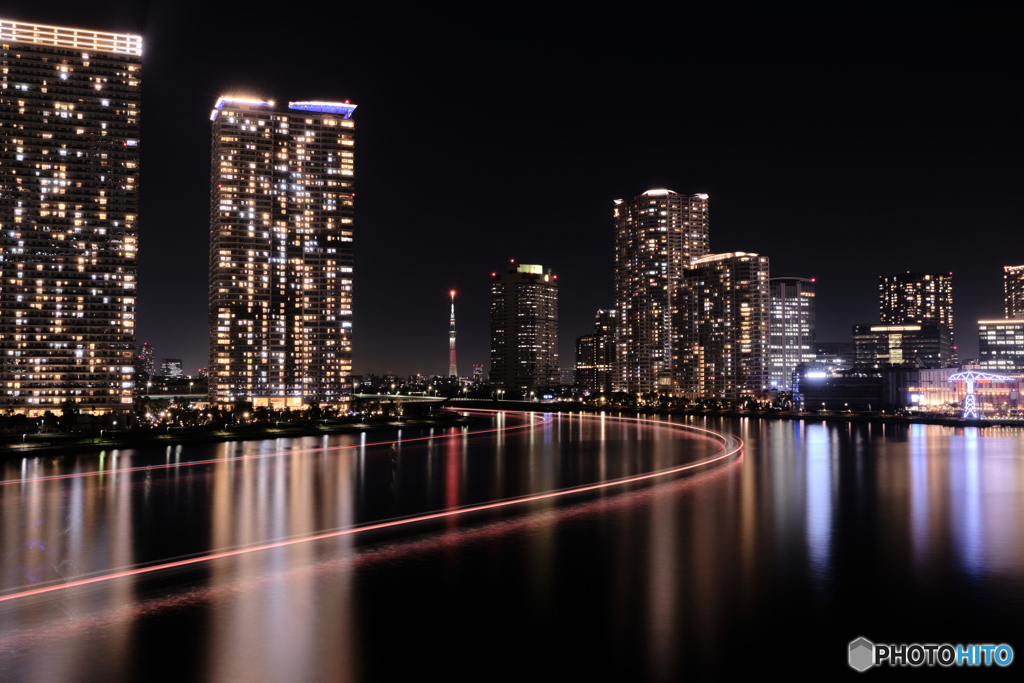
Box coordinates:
[1,413,1023,680]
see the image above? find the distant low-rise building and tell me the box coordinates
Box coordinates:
[853,323,952,369]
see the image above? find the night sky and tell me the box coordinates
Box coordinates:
[7,4,1021,377]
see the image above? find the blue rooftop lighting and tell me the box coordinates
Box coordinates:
[288,101,357,119]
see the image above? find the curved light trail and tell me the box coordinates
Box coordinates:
[0,410,552,487]
[0,411,742,604]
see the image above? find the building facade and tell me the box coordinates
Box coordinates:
[879,272,954,357]
[978,319,1024,373]
[592,308,617,395]
[678,252,770,400]
[815,342,855,373]
[490,263,558,397]
[1005,265,1024,319]
[768,277,816,391]
[852,323,952,369]
[613,189,709,394]
[574,334,594,389]
[208,97,355,407]
[0,20,141,415]
[160,358,182,379]
[137,341,155,375]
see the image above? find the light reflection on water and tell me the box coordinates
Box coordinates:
[1,414,1023,680]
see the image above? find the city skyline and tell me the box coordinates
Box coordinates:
[6,5,1020,378]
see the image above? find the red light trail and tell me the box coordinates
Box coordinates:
[0,412,741,604]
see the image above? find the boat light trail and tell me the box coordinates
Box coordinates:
[0,412,741,604]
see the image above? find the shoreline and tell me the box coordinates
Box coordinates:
[0,413,487,459]
[448,399,1024,429]
[4,403,1021,460]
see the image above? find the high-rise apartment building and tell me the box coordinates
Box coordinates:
[768,277,816,391]
[0,20,141,415]
[575,309,619,394]
[879,271,954,332]
[137,341,155,375]
[160,358,182,379]
[592,308,617,395]
[879,272,955,364]
[208,97,355,408]
[574,333,594,389]
[678,252,770,399]
[490,263,558,397]
[613,189,709,394]
[1004,265,1024,319]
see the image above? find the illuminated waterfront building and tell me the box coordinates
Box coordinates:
[852,323,952,369]
[879,272,954,360]
[160,358,182,379]
[575,334,594,389]
[768,277,816,391]
[978,319,1024,373]
[490,263,558,397]
[1005,265,1024,319]
[575,309,618,394]
[678,252,770,400]
[0,20,141,415]
[815,341,855,373]
[208,97,355,407]
[137,341,154,375]
[613,189,709,393]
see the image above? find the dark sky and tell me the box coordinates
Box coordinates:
[8,4,1022,376]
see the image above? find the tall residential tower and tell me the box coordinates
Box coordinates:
[0,20,141,415]
[613,190,709,394]
[678,252,770,400]
[490,263,558,398]
[1004,265,1024,319]
[768,277,816,391]
[208,97,355,408]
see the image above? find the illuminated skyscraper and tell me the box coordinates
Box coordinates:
[576,308,617,394]
[208,97,355,407]
[769,277,816,391]
[490,263,558,397]
[138,341,155,375]
[613,189,709,394]
[1004,265,1024,319]
[0,20,141,415]
[879,271,953,334]
[678,252,770,399]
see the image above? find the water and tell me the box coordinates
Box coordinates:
[0,412,1022,680]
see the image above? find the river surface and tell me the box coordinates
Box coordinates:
[0,411,1022,680]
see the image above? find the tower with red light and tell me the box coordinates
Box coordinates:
[449,290,458,378]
